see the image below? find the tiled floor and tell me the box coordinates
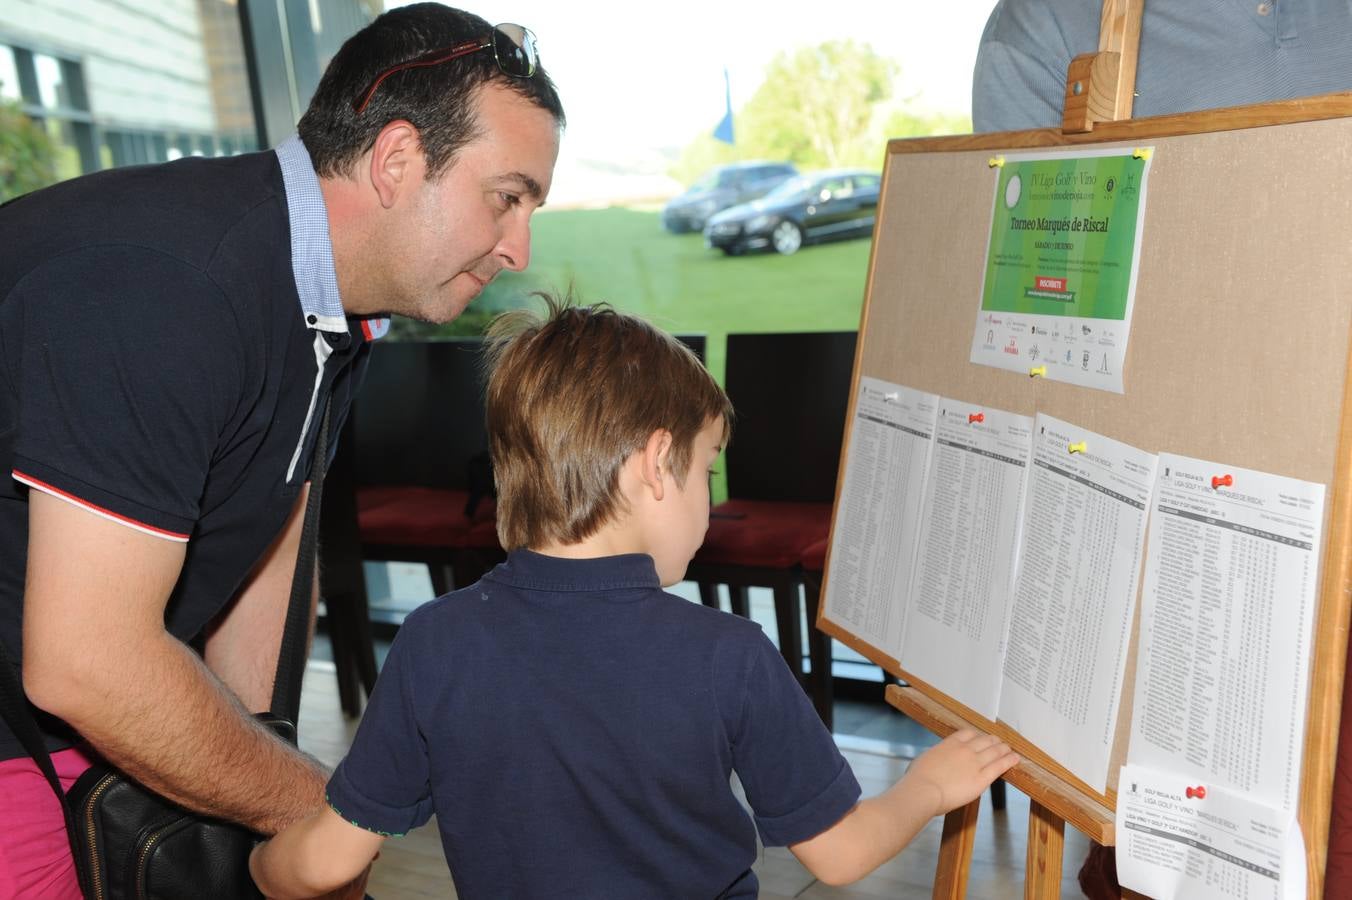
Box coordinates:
[298,658,1092,899]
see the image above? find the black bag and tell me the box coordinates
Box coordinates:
[60,713,295,900]
[0,403,331,900]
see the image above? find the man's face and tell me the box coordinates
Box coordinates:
[386,82,560,323]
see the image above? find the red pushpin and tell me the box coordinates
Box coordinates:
[1211,474,1233,489]
[1186,785,1207,800]
[969,412,985,424]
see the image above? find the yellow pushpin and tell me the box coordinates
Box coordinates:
[1029,365,1046,378]
[988,155,1005,168]
[1068,441,1087,454]
[1132,147,1153,161]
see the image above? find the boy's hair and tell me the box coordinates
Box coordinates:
[484,293,733,551]
[297,3,565,179]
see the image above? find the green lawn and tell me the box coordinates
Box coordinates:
[422,205,871,384]
[403,205,872,501]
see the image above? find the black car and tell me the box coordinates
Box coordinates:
[661,161,798,233]
[703,169,881,255]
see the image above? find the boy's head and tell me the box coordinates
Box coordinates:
[485,293,732,582]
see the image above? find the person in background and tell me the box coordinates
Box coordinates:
[972,0,1352,132]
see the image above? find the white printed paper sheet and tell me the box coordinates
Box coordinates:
[822,377,938,659]
[998,414,1157,790]
[898,399,1033,719]
[1129,455,1325,813]
[1116,763,1305,900]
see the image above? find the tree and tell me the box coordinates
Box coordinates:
[672,41,972,184]
[0,99,57,203]
[737,40,896,169]
[883,108,972,140]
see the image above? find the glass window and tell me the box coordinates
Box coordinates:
[37,117,86,182]
[0,45,18,101]
[0,0,275,186]
[34,53,69,110]
[818,177,851,199]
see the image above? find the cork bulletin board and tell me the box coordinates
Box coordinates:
[816,94,1352,893]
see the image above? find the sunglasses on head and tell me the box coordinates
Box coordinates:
[352,23,538,115]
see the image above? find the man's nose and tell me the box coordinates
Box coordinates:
[495,215,532,272]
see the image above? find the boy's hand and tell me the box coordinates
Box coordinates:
[903,729,1019,817]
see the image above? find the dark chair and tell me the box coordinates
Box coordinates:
[352,338,503,595]
[686,331,856,725]
[798,537,834,729]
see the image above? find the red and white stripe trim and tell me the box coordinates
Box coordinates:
[360,317,390,341]
[12,470,191,542]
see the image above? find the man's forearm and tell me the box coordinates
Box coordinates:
[64,629,327,835]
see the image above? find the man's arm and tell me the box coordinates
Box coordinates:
[203,486,315,713]
[21,490,328,835]
[789,730,1019,886]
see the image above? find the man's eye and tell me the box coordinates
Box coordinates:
[498,192,520,207]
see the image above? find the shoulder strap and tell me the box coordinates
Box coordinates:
[270,396,331,724]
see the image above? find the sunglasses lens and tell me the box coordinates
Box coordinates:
[493,23,537,76]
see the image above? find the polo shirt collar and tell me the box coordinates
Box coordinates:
[275,134,389,342]
[494,549,662,592]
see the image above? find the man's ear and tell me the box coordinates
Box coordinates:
[638,429,674,502]
[367,120,423,209]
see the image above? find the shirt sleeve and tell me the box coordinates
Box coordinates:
[726,631,861,847]
[327,621,434,836]
[9,247,244,540]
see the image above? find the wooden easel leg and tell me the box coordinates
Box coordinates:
[1025,800,1065,899]
[933,798,980,900]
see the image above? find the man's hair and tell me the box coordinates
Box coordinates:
[484,292,733,551]
[297,3,565,178]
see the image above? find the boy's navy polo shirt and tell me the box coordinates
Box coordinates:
[0,145,376,759]
[328,550,861,898]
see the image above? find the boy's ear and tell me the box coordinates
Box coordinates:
[368,120,422,209]
[638,429,674,501]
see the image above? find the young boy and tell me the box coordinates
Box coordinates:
[250,298,1018,898]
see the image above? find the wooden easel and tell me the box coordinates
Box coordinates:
[810,1,1352,898]
[898,7,1149,898]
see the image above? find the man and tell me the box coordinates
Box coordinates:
[0,3,563,895]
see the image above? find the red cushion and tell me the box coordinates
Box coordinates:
[356,486,496,548]
[693,499,832,569]
[800,537,829,573]
[463,517,504,551]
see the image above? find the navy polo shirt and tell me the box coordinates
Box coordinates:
[328,550,861,898]
[0,142,381,759]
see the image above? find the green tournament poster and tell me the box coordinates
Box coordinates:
[971,148,1153,393]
